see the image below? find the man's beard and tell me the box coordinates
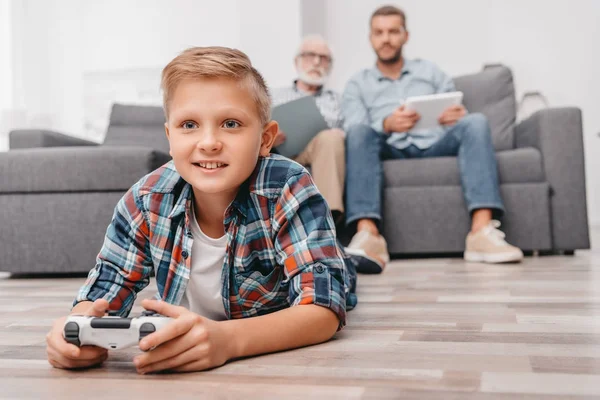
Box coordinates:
[377,46,402,64]
[296,66,329,86]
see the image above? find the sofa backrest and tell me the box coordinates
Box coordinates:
[103,103,170,154]
[453,65,516,151]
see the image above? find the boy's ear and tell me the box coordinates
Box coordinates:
[164,122,173,157]
[259,120,279,157]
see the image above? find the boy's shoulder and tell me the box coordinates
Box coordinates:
[135,160,185,195]
[248,154,311,198]
[124,161,188,212]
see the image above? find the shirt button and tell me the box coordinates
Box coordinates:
[315,265,324,274]
[181,250,189,259]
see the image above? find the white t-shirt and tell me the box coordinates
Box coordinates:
[178,207,228,321]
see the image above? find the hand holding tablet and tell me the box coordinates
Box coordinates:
[382,105,421,133]
[403,91,464,132]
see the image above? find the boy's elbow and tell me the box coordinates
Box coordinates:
[316,307,341,341]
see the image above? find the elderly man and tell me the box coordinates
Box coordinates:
[271,35,345,222]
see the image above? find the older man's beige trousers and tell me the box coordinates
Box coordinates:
[294,128,345,214]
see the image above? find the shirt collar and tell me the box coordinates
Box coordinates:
[167,179,249,223]
[227,179,249,221]
[372,58,412,81]
[293,79,324,96]
[168,155,273,224]
[168,182,192,219]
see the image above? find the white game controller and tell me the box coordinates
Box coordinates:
[63,310,172,350]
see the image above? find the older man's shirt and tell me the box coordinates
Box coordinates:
[341,59,456,150]
[272,82,343,130]
[75,155,356,329]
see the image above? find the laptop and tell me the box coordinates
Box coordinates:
[271,96,329,158]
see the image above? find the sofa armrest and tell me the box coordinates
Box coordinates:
[9,129,98,149]
[515,107,590,250]
[1,146,171,193]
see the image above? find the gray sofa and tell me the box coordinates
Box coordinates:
[381,65,590,254]
[0,64,590,274]
[0,104,171,274]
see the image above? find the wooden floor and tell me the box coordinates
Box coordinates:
[1,229,599,399]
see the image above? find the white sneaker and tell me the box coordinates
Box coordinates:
[345,230,389,274]
[464,220,524,263]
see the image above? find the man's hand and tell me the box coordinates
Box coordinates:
[133,299,233,374]
[438,104,466,126]
[383,105,420,133]
[273,131,287,147]
[46,299,110,369]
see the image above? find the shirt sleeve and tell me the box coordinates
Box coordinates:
[330,91,345,130]
[273,170,350,329]
[342,77,375,131]
[73,185,154,316]
[342,76,387,133]
[432,63,457,94]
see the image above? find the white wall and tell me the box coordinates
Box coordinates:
[12,0,89,136]
[0,0,11,111]
[82,0,241,73]
[79,0,242,141]
[0,0,12,151]
[324,0,600,226]
[9,0,301,140]
[237,0,301,89]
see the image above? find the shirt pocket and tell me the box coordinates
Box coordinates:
[232,259,287,313]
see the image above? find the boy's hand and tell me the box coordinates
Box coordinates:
[46,299,110,369]
[133,299,233,374]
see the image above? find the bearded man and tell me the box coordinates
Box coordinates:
[271,35,346,222]
[342,5,523,273]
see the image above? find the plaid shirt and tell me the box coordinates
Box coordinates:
[271,81,344,130]
[76,155,356,328]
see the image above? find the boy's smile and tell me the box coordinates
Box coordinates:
[192,160,228,172]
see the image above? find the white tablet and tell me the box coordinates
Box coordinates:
[404,91,463,132]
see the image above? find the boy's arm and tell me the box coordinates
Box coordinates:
[74,185,154,316]
[135,299,338,373]
[71,301,94,314]
[273,170,349,329]
[224,304,338,358]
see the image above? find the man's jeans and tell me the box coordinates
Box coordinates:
[345,113,504,226]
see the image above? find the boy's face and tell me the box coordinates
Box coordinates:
[165,77,277,201]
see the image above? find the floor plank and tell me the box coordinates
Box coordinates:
[0,228,598,399]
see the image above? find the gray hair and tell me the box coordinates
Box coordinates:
[296,34,333,58]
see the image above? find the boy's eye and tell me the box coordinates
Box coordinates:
[182,121,198,130]
[222,120,240,129]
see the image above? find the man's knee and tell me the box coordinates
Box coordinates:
[458,113,491,141]
[316,128,345,150]
[346,124,379,147]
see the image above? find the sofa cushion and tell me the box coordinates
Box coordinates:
[383,147,544,187]
[0,146,171,193]
[103,103,170,154]
[454,65,516,151]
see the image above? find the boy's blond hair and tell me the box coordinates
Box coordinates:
[161,46,271,125]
